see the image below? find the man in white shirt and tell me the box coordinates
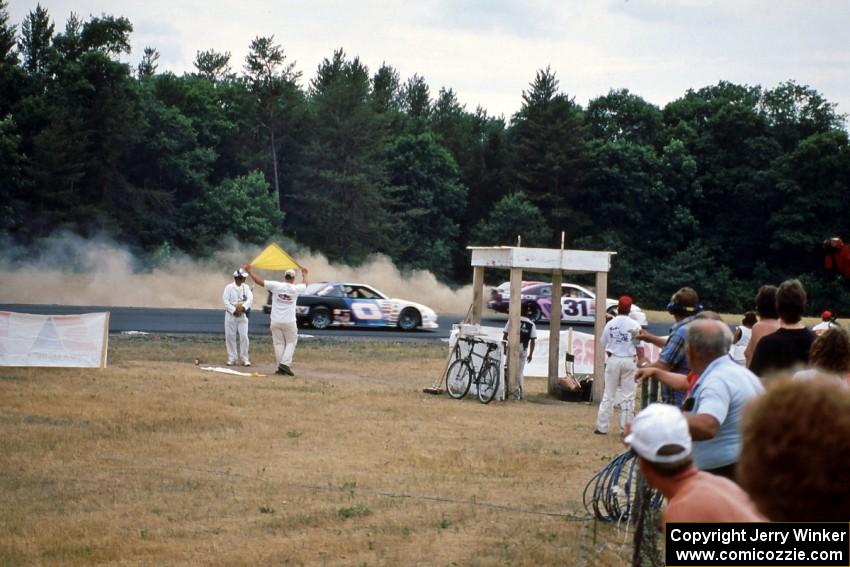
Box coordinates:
[244,264,309,376]
[594,295,643,435]
[222,268,253,366]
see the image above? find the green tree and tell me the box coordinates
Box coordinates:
[0,115,25,231]
[137,45,159,79]
[178,171,284,253]
[0,0,17,65]
[243,35,302,211]
[760,80,844,151]
[371,62,401,114]
[587,88,663,147]
[294,49,394,262]
[401,73,430,131]
[510,67,589,235]
[19,3,54,75]
[471,192,551,247]
[385,131,467,278]
[194,49,231,82]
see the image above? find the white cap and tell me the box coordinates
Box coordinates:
[233,269,247,278]
[284,269,297,279]
[624,403,692,464]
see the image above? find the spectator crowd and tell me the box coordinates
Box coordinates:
[608,279,850,525]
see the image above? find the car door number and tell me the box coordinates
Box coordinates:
[351,301,384,320]
[562,299,590,317]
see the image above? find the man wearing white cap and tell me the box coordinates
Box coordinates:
[223,268,253,366]
[243,264,308,376]
[625,403,763,525]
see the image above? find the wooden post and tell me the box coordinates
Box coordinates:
[547,269,563,394]
[507,267,522,398]
[592,271,608,402]
[471,266,484,324]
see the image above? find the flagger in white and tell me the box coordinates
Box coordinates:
[243,264,309,376]
[594,295,645,435]
[223,268,254,366]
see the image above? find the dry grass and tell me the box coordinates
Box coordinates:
[0,336,641,566]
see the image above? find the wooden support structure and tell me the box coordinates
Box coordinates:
[471,266,484,324]
[547,268,563,394]
[468,246,616,402]
[592,271,609,402]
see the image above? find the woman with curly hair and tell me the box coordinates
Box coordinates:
[793,326,850,385]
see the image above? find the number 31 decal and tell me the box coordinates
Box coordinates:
[563,299,590,317]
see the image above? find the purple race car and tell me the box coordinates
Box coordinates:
[488,281,645,324]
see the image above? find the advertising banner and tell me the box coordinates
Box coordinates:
[0,311,109,368]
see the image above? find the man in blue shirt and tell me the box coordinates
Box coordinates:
[639,287,702,406]
[684,319,764,481]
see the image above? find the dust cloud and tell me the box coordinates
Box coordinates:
[0,233,476,314]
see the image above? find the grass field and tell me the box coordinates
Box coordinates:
[1,335,646,566]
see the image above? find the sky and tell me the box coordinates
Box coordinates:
[8,1,850,122]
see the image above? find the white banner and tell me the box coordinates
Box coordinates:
[450,324,661,379]
[525,329,661,377]
[0,311,109,368]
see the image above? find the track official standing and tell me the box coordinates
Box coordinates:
[594,296,642,435]
[223,268,253,366]
[244,264,308,376]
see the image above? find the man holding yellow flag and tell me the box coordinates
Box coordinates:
[244,263,309,376]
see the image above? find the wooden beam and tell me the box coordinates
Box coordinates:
[471,266,484,324]
[469,247,614,273]
[506,267,522,398]
[547,269,562,394]
[592,271,608,402]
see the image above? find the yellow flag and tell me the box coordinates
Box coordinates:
[250,243,301,271]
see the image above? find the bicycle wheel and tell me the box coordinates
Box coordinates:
[477,361,500,404]
[446,359,473,399]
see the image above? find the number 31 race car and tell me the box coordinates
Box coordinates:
[264,282,439,331]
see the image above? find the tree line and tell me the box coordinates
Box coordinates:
[2,3,850,313]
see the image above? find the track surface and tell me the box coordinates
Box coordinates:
[0,304,672,339]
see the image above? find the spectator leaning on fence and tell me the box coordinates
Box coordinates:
[682,319,764,482]
[624,403,763,527]
[638,287,702,406]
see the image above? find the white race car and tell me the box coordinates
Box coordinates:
[276,282,438,331]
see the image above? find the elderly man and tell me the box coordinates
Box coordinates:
[244,264,309,376]
[624,403,763,526]
[222,268,253,366]
[594,295,643,435]
[683,319,764,481]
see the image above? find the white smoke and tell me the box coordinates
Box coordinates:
[0,233,475,314]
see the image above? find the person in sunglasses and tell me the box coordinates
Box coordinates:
[681,319,764,482]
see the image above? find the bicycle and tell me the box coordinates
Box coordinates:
[445,336,502,404]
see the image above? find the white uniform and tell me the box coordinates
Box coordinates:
[266,280,307,367]
[223,282,253,365]
[595,314,641,434]
[813,321,836,336]
[729,325,752,364]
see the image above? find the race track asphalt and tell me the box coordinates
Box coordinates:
[0,304,672,340]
